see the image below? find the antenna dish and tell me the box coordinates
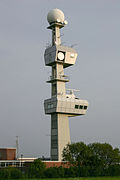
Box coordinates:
[47,9,65,24]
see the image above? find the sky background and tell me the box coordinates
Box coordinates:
[0,0,120,158]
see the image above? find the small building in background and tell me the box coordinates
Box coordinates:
[0,148,16,160]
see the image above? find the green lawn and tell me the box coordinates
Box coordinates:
[10,177,120,180]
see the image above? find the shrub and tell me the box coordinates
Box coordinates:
[45,166,64,178]
[0,168,10,179]
[10,168,23,179]
[64,166,78,177]
[28,158,46,178]
[78,166,90,177]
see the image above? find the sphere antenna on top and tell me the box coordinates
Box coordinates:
[47,8,68,25]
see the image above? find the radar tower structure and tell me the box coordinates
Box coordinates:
[44,9,88,161]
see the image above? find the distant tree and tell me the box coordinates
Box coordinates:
[62,142,92,166]
[88,143,120,168]
[62,142,120,170]
[28,158,46,178]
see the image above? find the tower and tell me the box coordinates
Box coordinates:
[44,9,88,161]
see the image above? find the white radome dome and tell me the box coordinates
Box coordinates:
[47,9,65,24]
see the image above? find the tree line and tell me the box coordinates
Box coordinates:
[0,142,120,179]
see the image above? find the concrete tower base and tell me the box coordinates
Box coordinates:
[51,114,70,161]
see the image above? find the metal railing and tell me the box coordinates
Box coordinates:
[48,74,69,81]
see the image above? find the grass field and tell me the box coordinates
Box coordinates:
[10,177,120,180]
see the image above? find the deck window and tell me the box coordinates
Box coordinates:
[80,105,83,109]
[75,105,79,109]
[84,106,87,110]
[48,103,54,109]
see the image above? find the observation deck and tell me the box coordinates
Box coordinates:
[44,89,88,117]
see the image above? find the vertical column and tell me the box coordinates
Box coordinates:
[56,63,66,97]
[51,63,66,97]
[51,114,70,161]
[51,114,58,160]
[57,114,70,161]
[52,26,61,46]
[50,20,70,161]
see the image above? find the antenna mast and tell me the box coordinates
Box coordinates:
[16,136,19,159]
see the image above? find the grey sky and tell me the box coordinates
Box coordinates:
[0,0,120,158]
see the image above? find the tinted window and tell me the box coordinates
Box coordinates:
[80,105,83,109]
[75,105,79,109]
[84,106,87,109]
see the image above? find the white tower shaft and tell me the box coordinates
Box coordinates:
[50,26,70,161]
[52,26,61,46]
